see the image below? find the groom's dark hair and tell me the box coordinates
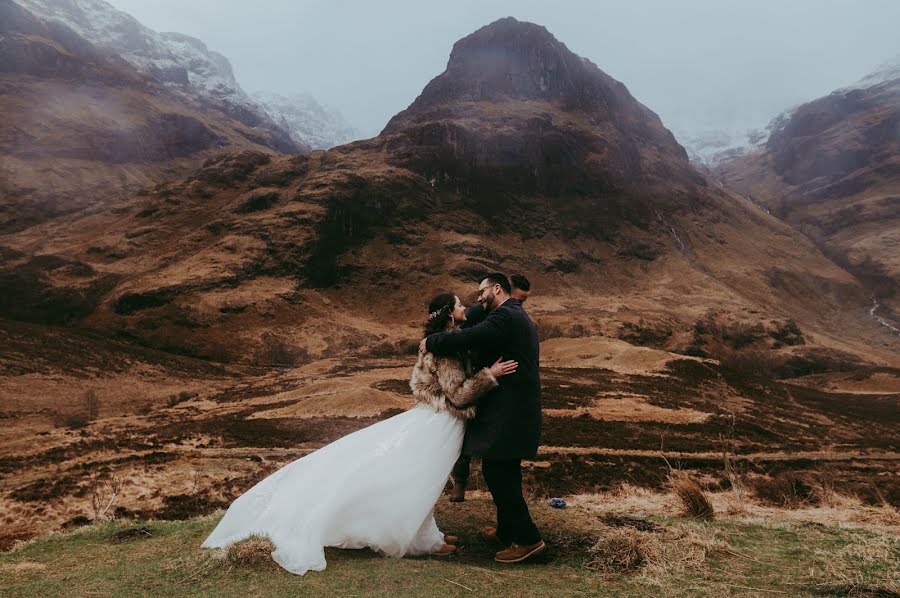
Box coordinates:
[484,272,511,295]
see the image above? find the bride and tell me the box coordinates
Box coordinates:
[201,292,518,575]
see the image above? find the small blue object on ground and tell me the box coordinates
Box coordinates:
[550,497,566,509]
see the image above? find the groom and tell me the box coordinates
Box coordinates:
[420,273,544,563]
[450,274,532,502]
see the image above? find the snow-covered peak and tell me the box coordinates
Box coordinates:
[14,0,244,97]
[674,106,799,167]
[14,0,363,153]
[675,126,766,166]
[848,53,900,91]
[253,91,359,150]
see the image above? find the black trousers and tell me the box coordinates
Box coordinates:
[481,458,541,546]
[451,455,472,482]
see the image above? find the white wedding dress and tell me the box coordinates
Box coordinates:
[201,403,464,575]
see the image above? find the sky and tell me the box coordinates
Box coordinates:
[105,0,900,140]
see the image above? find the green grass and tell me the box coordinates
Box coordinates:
[1,499,897,597]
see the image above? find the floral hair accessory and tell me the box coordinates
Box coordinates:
[428,306,449,320]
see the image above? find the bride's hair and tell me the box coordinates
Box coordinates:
[424,293,456,337]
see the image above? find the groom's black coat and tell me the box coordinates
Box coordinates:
[426,298,541,460]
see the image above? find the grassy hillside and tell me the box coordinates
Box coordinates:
[2,337,898,552]
[2,493,897,597]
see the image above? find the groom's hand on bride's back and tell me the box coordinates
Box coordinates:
[490,357,518,378]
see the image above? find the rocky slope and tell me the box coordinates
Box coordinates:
[1,17,896,370]
[0,0,310,233]
[715,57,900,322]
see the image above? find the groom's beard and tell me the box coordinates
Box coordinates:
[483,292,496,311]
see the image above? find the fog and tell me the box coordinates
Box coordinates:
[106,0,900,140]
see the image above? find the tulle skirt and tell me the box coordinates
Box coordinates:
[202,404,464,575]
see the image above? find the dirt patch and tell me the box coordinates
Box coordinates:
[9,474,85,502]
[162,409,398,449]
[148,494,228,520]
[811,583,900,597]
[370,379,413,395]
[601,515,665,533]
[109,526,153,544]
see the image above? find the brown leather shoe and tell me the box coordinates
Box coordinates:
[495,540,546,564]
[443,534,459,545]
[431,543,457,557]
[448,479,467,502]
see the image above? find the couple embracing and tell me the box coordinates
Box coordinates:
[202,273,544,575]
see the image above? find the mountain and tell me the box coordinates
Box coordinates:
[381,17,701,197]
[0,0,309,233]
[1,17,896,369]
[714,56,900,324]
[17,0,355,152]
[253,92,359,150]
[14,0,304,150]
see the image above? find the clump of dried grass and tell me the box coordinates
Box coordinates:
[225,537,275,568]
[670,473,714,520]
[586,528,646,573]
[871,502,900,528]
[640,526,730,586]
[588,524,729,583]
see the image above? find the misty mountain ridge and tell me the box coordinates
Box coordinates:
[714,52,900,327]
[0,0,299,231]
[679,54,900,168]
[382,17,701,199]
[848,52,900,91]
[252,91,359,150]
[1,16,893,373]
[14,0,356,150]
[0,0,361,232]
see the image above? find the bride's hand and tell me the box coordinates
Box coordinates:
[490,357,518,378]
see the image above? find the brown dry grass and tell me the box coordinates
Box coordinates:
[587,527,646,573]
[224,536,276,569]
[0,561,47,573]
[540,336,712,376]
[544,396,710,424]
[785,371,900,395]
[1,335,896,552]
[587,524,729,584]
[806,530,900,597]
[669,473,715,520]
[570,485,900,534]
